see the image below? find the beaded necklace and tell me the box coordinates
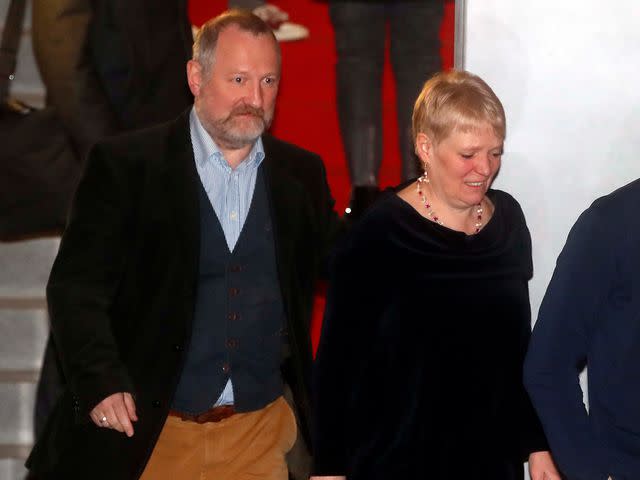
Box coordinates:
[416,173,484,234]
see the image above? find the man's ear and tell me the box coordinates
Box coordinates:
[186,60,203,96]
[415,132,434,162]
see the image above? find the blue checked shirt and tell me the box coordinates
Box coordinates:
[189,108,265,406]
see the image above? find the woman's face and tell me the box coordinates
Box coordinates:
[416,123,503,210]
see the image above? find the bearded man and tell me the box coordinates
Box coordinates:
[26,9,341,480]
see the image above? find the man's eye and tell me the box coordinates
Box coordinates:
[234,77,243,83]
[264,77,276,85]
[461,154,473,159]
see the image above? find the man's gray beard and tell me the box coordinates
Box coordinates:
[207,114,271,150]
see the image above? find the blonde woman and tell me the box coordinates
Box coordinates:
[312,71,560,480]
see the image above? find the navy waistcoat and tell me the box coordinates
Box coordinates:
[172,167,287,414]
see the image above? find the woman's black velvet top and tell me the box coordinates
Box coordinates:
[312,188,549,479]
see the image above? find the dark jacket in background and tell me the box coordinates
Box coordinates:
[525,178,640,480]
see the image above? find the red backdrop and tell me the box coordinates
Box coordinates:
[187,0,455,353]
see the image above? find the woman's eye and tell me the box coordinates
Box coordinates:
[234,77,243,83]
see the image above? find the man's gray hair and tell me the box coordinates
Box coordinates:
[192,9,280,76]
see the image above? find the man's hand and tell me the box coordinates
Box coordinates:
[89,392,138,437]
[528,450,562,480]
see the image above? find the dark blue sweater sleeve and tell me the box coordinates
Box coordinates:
[523,204,613,480]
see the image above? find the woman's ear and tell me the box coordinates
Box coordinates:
[415,132,433,162]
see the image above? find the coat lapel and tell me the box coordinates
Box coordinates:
[261,137,308,311]
[167,112,200,295]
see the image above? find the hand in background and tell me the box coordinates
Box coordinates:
[89,392,138,437]
[529,450,562,480]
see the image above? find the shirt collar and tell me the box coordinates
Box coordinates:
[190,107,265,172]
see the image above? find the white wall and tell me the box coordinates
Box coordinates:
[461,2,640,478]
[462,1,640,320]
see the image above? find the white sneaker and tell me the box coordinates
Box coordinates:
[253,4,310,42]
[272,21,309,42]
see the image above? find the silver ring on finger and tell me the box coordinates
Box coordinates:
[100,415,108,424]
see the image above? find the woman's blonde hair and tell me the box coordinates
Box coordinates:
[412,70,506,146]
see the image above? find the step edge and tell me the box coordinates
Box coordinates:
[0,370,40,383]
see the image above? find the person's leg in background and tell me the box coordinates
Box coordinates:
[330,2,385,219]
[389,0,444,181]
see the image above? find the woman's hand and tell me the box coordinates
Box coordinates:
[528,450,562,480]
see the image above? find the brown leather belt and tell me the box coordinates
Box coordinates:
[168,405,236,424]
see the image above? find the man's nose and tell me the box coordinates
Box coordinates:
[248,82,263,108]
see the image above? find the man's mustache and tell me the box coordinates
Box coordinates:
[229,105,265,120]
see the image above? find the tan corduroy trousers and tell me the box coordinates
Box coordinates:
[140,397,297,480]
